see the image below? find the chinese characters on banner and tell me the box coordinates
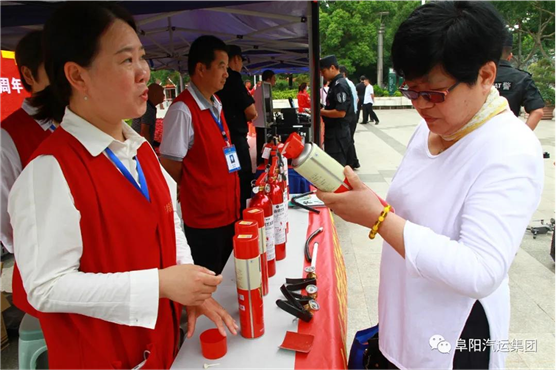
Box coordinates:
[1,50,30,121]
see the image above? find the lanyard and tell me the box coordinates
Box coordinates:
[105,147,150,201]
[210,111,230,146]
[49,124,56,132]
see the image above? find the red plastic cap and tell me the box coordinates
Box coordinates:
[233,233,259,259]
[243,208,264,228]
[281,132,304,159]
[200,328,227,360]
[234,220,258,236]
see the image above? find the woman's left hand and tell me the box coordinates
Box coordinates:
[186,298,238,338]
[316,166,384,228]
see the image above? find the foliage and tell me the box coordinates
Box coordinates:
[149,69,186,87]
[319,1,420,85]
[273,78,291,92]
[529,58,555,106]
[373,84,387,97]
[492,1,555,68]
[273,89,299,100]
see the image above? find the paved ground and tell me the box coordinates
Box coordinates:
[1,109,554,369]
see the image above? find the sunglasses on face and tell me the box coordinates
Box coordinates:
[399,81,460,103]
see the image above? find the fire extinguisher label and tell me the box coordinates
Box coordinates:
[265,216,275,260]
[283,189,289,224]
[274,203,286,245]
[234,257,262,291]
[259,228,266,253]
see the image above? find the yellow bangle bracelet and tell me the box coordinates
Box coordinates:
[369,205,392,240]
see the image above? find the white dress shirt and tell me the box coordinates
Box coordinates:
[1,99,53,253]
[345,78,358,112]
[160,82,223,161]
[8,107,193,329]
[379,111,543,369]
[363,84,374,104]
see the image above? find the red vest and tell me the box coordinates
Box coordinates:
[1,108,51,317]
[29,128,181,369]
[175,90,240,228]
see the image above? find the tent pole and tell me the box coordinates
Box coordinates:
[308,0,320,146]
[179,73,184,93]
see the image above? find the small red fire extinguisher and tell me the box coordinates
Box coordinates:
[248,172,276,277]
[243,207,269,296]
[269,157,286,261]
[233,231,264,339]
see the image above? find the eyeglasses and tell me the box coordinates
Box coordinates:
[399,82,460,103]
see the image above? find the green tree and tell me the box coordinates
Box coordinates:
[319,1,419,85]
[149,69,186,90]
[492,1,555,68]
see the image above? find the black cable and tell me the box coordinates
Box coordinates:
[304,227,323,262]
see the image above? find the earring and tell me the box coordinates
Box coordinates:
[84,96,88,101]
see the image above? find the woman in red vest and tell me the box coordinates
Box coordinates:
[297,82,311,113]
[8,3,237,369]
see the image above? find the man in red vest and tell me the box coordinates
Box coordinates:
[1,30,52,316]
[160,35,240,276]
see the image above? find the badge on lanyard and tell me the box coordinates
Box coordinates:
[224,145,241,173]
[211,110,241,173]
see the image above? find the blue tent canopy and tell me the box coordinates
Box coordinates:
[1,1,311,74]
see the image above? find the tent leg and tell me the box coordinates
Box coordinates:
[308,0,320,146]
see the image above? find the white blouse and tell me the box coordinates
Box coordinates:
[379,111,543,369]
[8,108,192,329]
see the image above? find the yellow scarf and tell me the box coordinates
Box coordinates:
[441,86,509,142]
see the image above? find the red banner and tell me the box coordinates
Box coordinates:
[1,50,30,121]
[295,208,348,369]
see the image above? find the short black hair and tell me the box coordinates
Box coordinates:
[298,82,307,92]
[15,31,44,92]
[391,1,506,85]
[339,65,348,75]
[32,2,136,122]
[262,69,275,82]
[360,75,366,81]
[188,35,227,76]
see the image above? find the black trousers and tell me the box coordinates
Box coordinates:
[385,301,491,370]
[356,96,364,122]
[230,133,254,212]
[346,114,359,167]
[255,127,266,166]
[184,222,235,274]
[363,103,380,123]
[324,124,351,167]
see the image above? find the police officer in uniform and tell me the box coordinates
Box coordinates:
[495,33,545,130]
[319,55,354,166]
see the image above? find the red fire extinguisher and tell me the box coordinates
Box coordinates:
[249,172,276,277]
[277,150,289,236]
[242,207,269,296]
[232,231,264,339]
[269,157,286,261]
[261,140,274,167]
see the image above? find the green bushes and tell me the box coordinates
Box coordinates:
[273,89,300,100]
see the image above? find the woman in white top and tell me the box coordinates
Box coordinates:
[317,2,543,369]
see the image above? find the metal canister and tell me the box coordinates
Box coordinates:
[282,132,352,193]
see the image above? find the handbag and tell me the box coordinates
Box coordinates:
[348,324,390,369]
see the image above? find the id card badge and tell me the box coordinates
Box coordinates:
[224,145,241,173]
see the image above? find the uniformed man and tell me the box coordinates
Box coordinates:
[495,33,545,130]
[319,55,354,166]
[339,65,360,169]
